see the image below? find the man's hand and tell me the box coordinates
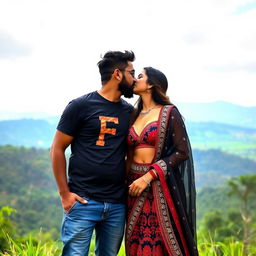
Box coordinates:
[60,191,87,213]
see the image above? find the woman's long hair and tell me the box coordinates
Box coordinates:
[130,67,172,125]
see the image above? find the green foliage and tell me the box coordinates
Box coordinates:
[1,145,256,255]
[194,149,256,187]
[198,237,256,256]
[228,174,256,201]
[0,145,56,194]
[197,185,242,221]
[0,232,62,256]
[0,206,16,251]
[1,227,124,256]
[198,210,243,243]
[227,175,256,255]
[198,175,256,255]
[198,238,245,256]
[0,145,62,237]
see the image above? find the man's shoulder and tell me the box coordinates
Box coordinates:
[120,98,134,112]
[71,91,97,105]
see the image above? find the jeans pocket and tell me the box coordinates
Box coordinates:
[66,200,79,214]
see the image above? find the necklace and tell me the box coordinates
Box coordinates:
[140,105,157,116]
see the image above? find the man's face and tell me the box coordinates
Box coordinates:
[118,61,136,98]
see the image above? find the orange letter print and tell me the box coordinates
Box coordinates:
[96,116,119,146]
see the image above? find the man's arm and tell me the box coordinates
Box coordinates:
[50,130,87,213]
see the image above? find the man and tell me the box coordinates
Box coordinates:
[50,50,136,256]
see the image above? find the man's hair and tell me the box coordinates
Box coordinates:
[97,50,135,84]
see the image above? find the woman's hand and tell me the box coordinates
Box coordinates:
[129,172,153,197]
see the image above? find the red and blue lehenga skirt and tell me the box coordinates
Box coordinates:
[125,162,190,256]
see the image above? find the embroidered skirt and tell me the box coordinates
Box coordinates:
[126,162,169,256]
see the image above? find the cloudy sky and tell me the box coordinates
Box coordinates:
[0,0,256,116]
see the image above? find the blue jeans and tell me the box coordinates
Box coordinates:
[61,197,125,256]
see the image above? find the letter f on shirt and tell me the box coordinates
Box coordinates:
[96,116,119,146]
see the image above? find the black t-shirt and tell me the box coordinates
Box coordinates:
[57,91,133,203]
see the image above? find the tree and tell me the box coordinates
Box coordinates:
[227,174,256,255]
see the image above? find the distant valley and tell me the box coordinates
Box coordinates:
[0,117,255,159]
[0,101,255,189]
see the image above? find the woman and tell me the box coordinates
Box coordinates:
[126,67,198,256]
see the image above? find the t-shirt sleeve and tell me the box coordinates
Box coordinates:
[57,100,81,136]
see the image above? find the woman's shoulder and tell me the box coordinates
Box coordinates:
[162,104,178,112]
[161,104,183,119]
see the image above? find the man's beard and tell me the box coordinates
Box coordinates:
[118,77,135,98]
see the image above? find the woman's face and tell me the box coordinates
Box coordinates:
[133,69,150,95]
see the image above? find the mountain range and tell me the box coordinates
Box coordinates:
[0,110,255,159]
[177,101,256,128]
[1,100,256,127]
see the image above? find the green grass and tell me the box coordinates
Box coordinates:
[0,231,124,256]
[198,239,244,256]
[0,233,61,256]
[2,231,256,256]
[197,236,256,256]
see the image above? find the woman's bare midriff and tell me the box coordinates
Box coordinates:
[133,147,155,164]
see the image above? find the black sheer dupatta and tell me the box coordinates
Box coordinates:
[151,105,198,255]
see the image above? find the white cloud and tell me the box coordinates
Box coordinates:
[0,0,255,116]
[0,31,31,58]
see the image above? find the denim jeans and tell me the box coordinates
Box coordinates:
[61,197,125,256]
